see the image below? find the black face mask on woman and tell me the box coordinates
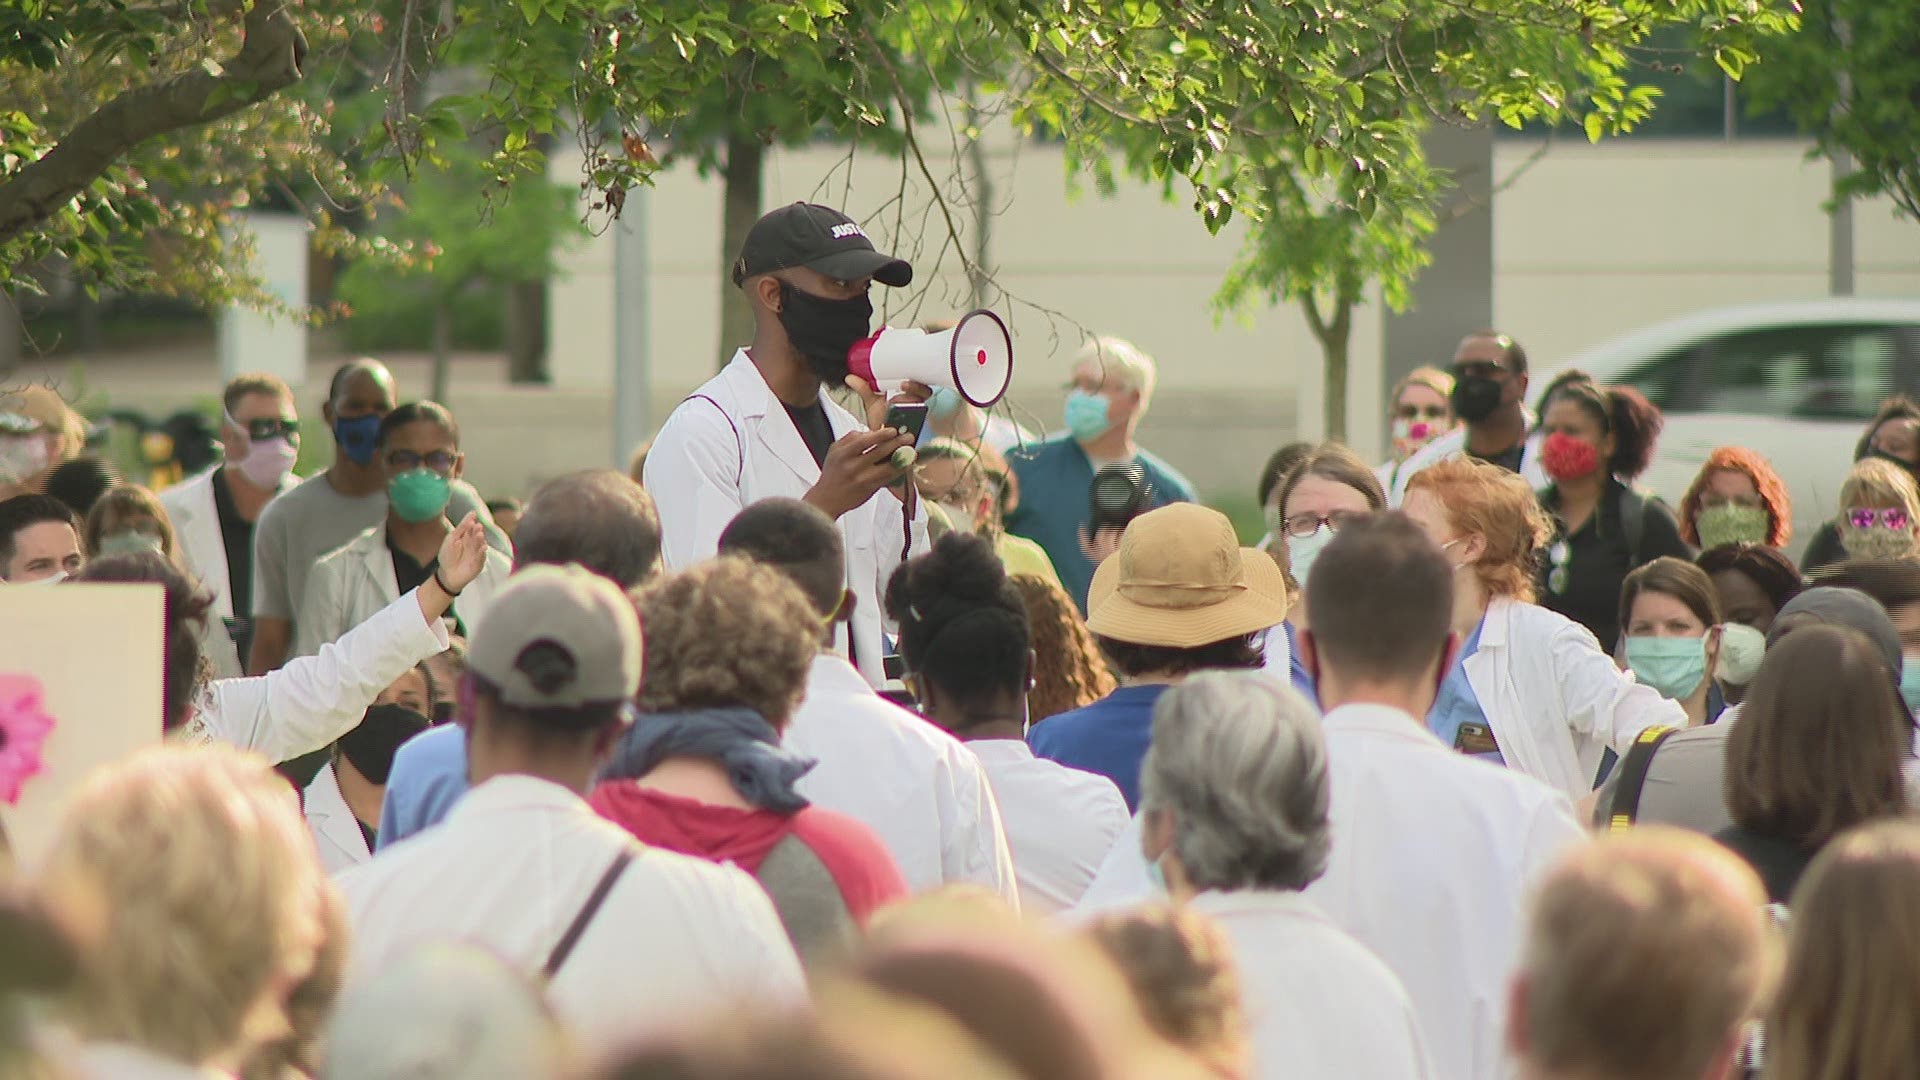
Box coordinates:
[778,282,873,386]
[338,703,430,786]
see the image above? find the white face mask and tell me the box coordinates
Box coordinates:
[1287,524,1337,586]
[0,434,50,485]
[14,570,67,586]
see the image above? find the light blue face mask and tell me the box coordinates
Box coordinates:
[1625,636,1709,700]
[1901,657,1920,715]
[1064,390,1112,441]
[927,385,964,420]
[1286,524,1337,587]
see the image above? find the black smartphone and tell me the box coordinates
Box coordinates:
[884,401,930,442]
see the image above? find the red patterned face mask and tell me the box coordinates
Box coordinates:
[1541,431,1602,482]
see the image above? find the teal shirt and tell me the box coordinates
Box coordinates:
[1004,435,1197,612]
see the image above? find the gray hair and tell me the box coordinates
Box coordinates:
[1074,335,1158,406]
[1139,670,1330,893]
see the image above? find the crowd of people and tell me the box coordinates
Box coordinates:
[4,201,1920,1080]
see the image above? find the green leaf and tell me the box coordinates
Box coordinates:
[1583,111,1605,143]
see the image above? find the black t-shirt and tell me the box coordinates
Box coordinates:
[785,401,835,468]
[212,468,256,660]
[1715,825,1813,904]
[387,531,466,637]
[1469,441,1527,475]
[1537,479,1691,651]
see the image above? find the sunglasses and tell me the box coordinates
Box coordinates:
[385,449,458,474]
[1394,404,1449,422]
[231,415,299,441]
[1281,510,1366,539]
[1848,507,1912,530]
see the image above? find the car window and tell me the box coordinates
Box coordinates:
[1684,324,1897,421]
[1620,347,1696,411]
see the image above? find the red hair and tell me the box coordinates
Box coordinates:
[1680,447,1793,548]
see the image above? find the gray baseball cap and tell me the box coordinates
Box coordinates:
[468,564,641,709]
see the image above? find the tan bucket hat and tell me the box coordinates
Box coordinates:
[1085,503,1291,648]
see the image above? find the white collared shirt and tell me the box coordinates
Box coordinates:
[785,654,1020,907]
[338,774,804,1046]
[968,739,1128,915]
[304,761,372,874]
[1308,703,1585,1080]
[1190,890,1434,1080]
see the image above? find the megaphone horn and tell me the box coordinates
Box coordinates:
[847,309,1014,408]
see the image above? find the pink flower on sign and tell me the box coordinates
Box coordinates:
[0,674,56,806]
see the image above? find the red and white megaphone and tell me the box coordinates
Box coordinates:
[847,309,1014,408]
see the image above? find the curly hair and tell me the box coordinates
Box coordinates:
[74,552,214,732]
[1083,906,1248,1080]
[1405,457,1555,602]
[1544,379,1664,479]
[1678,447,1793,547]
[633,556,820,730]
[1009,573,1115,724]
[884,532,1031,720]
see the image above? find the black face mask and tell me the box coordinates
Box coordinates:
[338,703,430,786]
[1451,374,1505,424]
[778,282,873,386]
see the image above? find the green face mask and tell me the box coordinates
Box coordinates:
[388,468,452,524]
[1625,635,1709,700]
[1694,503,1769,551]
[1901,657,1920,715]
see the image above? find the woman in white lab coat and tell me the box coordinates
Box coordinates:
[1400,458,1687,799]
[73,515,487,764]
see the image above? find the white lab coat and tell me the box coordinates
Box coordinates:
[785,654,1021,906]
[177,588,452,764]
[1388,415,1547,506]
[1469,596,1687,800]
[1309,704,1586,1080]
[159,465,296,675]
[305,761,373,874]
[968,740,1128,915]
[645,352,928,687]
[1192,890,1435,1080]
[293,524,509,658]
[338,775,805,1046]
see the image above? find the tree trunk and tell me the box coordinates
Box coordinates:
[0,290,20,377]
[1303,294,1355,442]
[504,279,547,383]
[717,130,764,369]
[963,88,995,310]
[430,296,454,403]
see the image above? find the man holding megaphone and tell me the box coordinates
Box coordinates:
[646,203,933,688]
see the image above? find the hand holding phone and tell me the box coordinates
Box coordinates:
[884,401,930,443]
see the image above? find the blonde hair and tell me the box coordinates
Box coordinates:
[1074,336,1158,406]
[1389,367,1455,408]
[1009,573,1116,723]
[1766,820,1920,1080]
[1404,457,1554,602]
[633,556,821,730]
[1839,456,1920,517]
[1517,828,1776,1080]
[1,385,87,463]
[42,744,325,1068]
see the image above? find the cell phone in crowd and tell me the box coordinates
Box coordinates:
[1089,461,1153,535]
[879,653,917,710]
[883,401,930,443]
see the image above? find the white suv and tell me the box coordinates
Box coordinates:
[1542,299,1920,560]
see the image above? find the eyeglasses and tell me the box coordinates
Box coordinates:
[1394,404,1448,422]
[1848,507,1912,530]
[1281,510,1365,539]
[229,415,299,442]
[385,449,457,474]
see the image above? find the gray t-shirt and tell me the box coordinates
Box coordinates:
[1592,711,1737,834]
[250,471,504,626]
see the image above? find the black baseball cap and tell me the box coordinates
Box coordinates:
[732,202,913,289]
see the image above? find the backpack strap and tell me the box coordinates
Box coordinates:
[684,393,744,486]
[542,847,636,979]
[1619,483,1649,568]
[1607,725,1680,832]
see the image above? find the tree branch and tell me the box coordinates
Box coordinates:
[0,0,307,244]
